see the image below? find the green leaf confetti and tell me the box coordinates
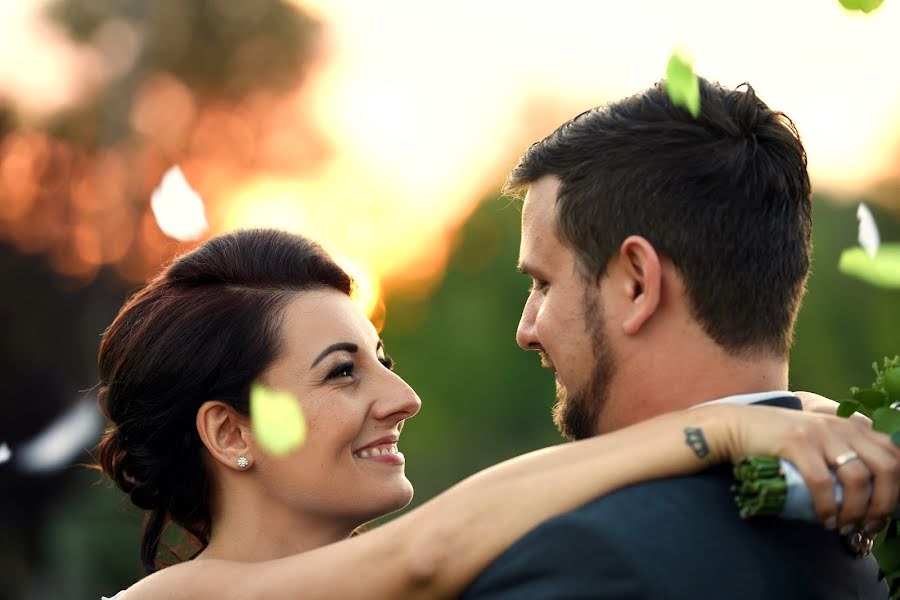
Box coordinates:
[250,383,307,456]
[664,53,701,118]
[838,0,884,13]
[838,244,900,289]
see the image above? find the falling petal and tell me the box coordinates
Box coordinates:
[150,166,209,242]
[838,244,900,289]
[839,0,884,14]
[664,52,701,118]
[16,397,103,474]
[0,443,10,465]
[857,203,881,258]
[250,383,307,456]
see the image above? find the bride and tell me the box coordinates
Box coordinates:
[99,229,900,599]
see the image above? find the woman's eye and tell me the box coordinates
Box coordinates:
[327,361,355,380]
[380,354,395,370]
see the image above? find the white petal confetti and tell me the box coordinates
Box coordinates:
[857,202,881,259]
[0,442,10,465]
[16,397,103,474]
[150,165,209,242]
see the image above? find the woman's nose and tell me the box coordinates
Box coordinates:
[373,372,422,421]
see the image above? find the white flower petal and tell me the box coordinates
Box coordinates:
[0,442,11,465]
[17,397,103,474]
[150,166,209,242]
[857,202,881,259]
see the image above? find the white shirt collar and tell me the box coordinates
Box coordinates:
[690,390,796,409]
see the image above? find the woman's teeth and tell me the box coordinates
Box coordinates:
[355,444,399,458]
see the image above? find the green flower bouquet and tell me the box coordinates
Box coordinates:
[734,357,900,596]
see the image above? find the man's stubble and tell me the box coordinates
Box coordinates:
[552,286,616,441]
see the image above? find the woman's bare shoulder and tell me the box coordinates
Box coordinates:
[115,559,252,600]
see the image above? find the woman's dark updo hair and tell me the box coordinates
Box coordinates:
[96,229,352,573]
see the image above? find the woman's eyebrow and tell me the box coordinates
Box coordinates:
[310,342,358,368]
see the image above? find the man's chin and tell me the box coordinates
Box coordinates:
[553,381,604,441]
[554,379,567,400]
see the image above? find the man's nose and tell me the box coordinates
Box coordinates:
[516,297,540,350]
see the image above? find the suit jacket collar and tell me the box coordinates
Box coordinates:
[750,395,802,410]
[693,391,801,411]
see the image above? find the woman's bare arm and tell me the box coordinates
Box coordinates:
[120,404,900,600]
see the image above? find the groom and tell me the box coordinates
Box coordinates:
[462,79,887,598]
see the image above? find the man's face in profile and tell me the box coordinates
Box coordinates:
[516,176,617,439]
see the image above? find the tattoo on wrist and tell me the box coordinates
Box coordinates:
[684,427,710,459]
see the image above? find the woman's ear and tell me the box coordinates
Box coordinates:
[196,401,255,471]
[617,235,662,336]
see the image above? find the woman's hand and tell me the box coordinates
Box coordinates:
[794,390,873,427]
[705,403,900,532]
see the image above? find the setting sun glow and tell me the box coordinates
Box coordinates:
[1,0,899,314]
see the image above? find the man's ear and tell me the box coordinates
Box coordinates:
[196,401,255,471]
[616,235,662,336]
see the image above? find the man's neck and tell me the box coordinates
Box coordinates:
[596,345,789,434]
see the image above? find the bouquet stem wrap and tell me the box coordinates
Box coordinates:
[734,455,900,521]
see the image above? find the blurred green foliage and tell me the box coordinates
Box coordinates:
[791,197,900,396]
[383,198,558,506]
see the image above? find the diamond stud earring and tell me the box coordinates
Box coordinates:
[236,456,250,470]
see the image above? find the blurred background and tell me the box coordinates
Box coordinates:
[1,0,899,597]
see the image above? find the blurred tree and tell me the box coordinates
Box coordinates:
[0,0,327,290]
[45,0,321,146]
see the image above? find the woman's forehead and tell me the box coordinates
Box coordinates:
[280,289,379,355]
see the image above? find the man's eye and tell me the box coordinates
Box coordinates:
[380,355,395,370]
[530,280,548,293]
[327,361,354,380]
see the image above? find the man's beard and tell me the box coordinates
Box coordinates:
[551,290,615,441]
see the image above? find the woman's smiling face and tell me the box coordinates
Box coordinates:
[253,287,421,526]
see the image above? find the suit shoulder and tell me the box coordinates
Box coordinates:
[573,469,729,526]
[461,510,647,599]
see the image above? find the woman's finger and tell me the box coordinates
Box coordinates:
[827,447,872,531]
[786,449,838,527]
[850,435,900,531]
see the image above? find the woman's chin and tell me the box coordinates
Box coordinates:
[387,479,415,511]
[367,480,415,520]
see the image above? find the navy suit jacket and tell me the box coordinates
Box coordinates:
[462,396,888,599]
